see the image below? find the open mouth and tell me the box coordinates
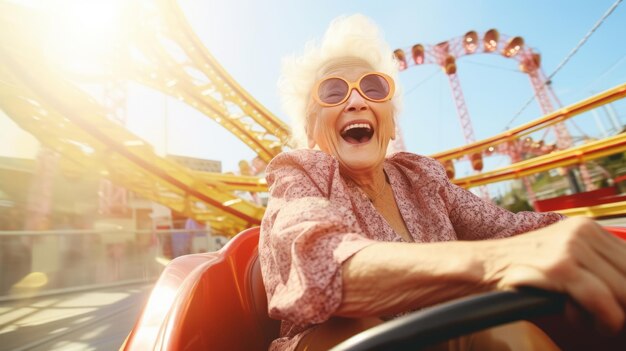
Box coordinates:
[340,122,374,144]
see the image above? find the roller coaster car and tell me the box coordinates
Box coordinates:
[121,227,626,351]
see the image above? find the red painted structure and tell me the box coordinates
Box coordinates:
[534,186,626,212]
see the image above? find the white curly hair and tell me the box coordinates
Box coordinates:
[278,14,403,149]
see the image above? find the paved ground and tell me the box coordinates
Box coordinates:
[0,283,152,351]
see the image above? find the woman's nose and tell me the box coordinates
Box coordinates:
[344,89,368,112]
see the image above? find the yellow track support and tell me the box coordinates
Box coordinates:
[452,132,626,189]
[431,83,626,163]
[555,201,626,218]
[127,0,291,163]
[194,172,268,193]
[431,82,626,219]
[0,16,265,235]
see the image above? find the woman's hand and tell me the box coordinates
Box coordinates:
[488,217,626,333]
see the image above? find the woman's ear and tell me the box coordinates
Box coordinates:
[390,116,397,140]
[305,102,318,149]
[306,120,316,148]
[307,138,316,149]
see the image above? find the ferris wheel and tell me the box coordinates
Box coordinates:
[393,29,594,201]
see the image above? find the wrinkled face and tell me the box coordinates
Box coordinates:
[306,59,395,173]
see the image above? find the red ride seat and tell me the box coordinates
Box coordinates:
[122,226,626,351]
[121,227,280,351]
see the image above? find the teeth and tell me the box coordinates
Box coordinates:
[341,123,372,134]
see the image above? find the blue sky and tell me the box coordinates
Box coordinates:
[2,1,626,183]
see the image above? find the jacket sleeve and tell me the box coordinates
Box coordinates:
[391,152,564,240]
[259,150,376,327]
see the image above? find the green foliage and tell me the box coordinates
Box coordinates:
[499,185,534,213]
[507,195,534,213]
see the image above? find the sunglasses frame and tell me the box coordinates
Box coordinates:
[312,72,395,107]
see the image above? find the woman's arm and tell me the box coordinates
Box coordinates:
[337,217,626,333]
[337,239,488,317]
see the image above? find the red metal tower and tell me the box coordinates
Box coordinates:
[394,29,586,204]
[520,53,595,192]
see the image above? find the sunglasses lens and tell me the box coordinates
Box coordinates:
[318,78,349,105]
[359,74,390,100]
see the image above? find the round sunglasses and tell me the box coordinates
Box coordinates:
[312,72,395,107]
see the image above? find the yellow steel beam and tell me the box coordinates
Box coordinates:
[124,0,291,163]
[430,83,626,162]
[0,27,265,235]
[162,0,290,140]
[453,132,626,189]
[555,201,626,218]
[194,172,268,193]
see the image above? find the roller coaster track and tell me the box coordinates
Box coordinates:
[453,125,626,188]
[0,2,265,235]
[126,0,291,163]
[0,65,264,234]
[431,84,626,163]
[436,82,626,188]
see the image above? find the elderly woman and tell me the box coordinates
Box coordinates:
[259,14,626,351]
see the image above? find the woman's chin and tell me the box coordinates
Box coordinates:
[336,146,384,172]
[320,137,386,172]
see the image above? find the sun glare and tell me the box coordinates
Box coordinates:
[41,0,130,75]
[144,285,177,319]
[68,1,121,33]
